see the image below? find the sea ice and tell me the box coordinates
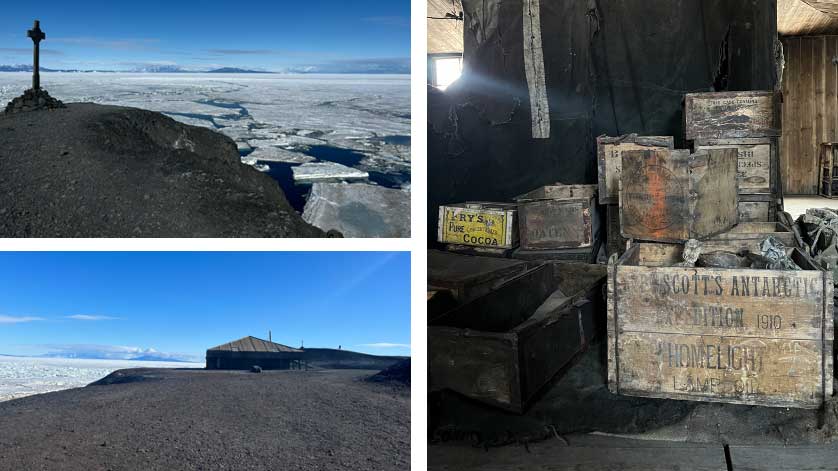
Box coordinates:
[0,356,203,402]
[292,162,369,182]
[248,146,315,163]
[302,182,410,237]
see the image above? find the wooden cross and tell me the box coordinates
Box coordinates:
[27,20,46,90]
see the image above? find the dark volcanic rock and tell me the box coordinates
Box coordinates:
[90,369,163,385]
[3,88,66,114]
[367,358,410,385]
[0,368,409,470]
[0,103,324,237]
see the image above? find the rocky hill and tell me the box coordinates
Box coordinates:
[0,102,323,237]
[302,348,407,370]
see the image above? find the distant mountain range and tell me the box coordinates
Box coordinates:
[207,67,273,74]
[37,352,198,362]
[0,352,198,362]
[0,64,409,74]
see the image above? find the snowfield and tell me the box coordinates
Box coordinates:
[0,356,204,402]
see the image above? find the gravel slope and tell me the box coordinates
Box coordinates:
[0,368,409,470]
[0,103,323,237]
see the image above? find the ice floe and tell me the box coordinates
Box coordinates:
[302,182,410,238]
[292,162,369,182]
[247,146,315,163]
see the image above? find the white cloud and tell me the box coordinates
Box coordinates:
[65,315,120,321]
[0,315,44,324]
[357,342,410,349]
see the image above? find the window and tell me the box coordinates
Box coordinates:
[430,55,463,90]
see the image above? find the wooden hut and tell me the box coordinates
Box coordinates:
[206,336,304,370]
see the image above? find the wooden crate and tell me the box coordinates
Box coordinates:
[738,194,779,222]
[607,244,833,408]
[438,202,518,249]
[630,223,797,262]
[619,148,739,242]
[514,184,599,250]
[511,239,602,264]
[429,263,607,412]
[694,137,777,195]
[444,244,514,258]
[428,250,529,308]
[685,91,781,140]
[597,135,675,204]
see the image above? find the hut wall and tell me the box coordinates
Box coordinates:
[205,352,302,370]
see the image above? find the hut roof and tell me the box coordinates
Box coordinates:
[428,0,463,54]
[779,0,838,36]
[207,336,302,353]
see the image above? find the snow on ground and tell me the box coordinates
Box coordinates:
[0,356,203,402]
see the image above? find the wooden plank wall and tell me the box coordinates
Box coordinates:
[781,35,838,194]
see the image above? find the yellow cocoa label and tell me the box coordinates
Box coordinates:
[441,208,508,247]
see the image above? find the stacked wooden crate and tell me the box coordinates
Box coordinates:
[687,91,782,222]
[511,184,601,262]
[597,135,674,256]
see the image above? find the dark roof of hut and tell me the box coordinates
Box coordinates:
[207,336,302,353]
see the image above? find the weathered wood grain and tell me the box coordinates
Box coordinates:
[685,91,781,140]
[511,244,600,263]
[690,148,740,238]
[597,135,675,204]
[516,183,596,201]
[515,184,599,250]
[438,202,518,248]
[616,332,824,408]
[780,36,838,195]
[429,263,606,412]
[428,434,729,471]
[427,250,529,305]
[738,194,778,222]
[694,138,777,194]
[619,148,738,242]
[608,245,833,408]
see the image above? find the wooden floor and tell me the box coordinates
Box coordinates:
[429,434,838,470]
[783,195,838,218]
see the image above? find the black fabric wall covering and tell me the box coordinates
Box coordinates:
[428,0,778,244]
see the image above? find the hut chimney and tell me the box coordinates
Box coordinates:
[269,330,272,342]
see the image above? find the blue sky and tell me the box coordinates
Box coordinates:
[0,0,410,72]
[0,252,411,361]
